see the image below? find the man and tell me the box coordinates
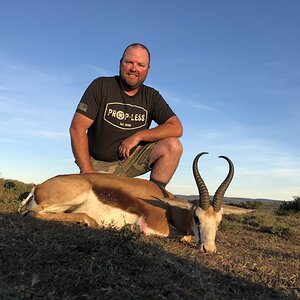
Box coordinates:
[70,43,183,189]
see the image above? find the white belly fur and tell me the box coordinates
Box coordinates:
[31,189,158,234]
[72,190,140,229]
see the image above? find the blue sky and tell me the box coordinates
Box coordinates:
[0,1,299,200]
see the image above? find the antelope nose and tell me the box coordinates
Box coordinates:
[202,242,217,253]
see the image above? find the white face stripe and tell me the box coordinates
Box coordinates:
[193,206,223,252]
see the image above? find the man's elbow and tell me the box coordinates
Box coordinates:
[69,121,84,140]
[178,127,183,138]
[69,113,93,137]
[69,120,77,137]
[173,116,183,138]
[69,124,75,138]
[175,125,183,138]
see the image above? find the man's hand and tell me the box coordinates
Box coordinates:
[118,116,183,159]
[118,134,141,159]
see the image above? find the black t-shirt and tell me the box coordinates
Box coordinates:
[76,76,175,161]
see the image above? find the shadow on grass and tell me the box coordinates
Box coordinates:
[0,212,293,300]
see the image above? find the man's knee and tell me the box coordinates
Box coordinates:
[157,137,183,157]
[167,137,183,155]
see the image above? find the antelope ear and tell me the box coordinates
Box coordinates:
[193,152,210,210]
[222,204,254,215]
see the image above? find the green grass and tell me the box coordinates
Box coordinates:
[226,204,300,243]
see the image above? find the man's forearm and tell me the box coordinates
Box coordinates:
[118,116,183,159]
[70,128,94,173]
[137,116,183,142]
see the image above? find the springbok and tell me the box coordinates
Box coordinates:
[19,152,238,253]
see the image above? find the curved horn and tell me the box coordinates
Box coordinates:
[212,156,234,212]
[193,152,210,210]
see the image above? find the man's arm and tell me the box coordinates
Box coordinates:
[119,115,183,159]
[69,112,96,173]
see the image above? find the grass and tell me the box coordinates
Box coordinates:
[241,206,300,243]
[0,178,299,299]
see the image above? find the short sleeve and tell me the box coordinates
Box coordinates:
[150,91,176,125]
[76,79,102,120]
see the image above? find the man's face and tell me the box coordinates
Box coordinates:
[119,46,150,91]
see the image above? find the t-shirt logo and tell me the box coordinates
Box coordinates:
[104,102,148,130]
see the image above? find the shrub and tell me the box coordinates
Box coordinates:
[4,180,16,190]
[242,200,263,209]
[278,196,300,213]
[0,178,35,211]
[228,200,263,209]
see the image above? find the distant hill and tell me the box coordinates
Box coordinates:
[175,195,283,205]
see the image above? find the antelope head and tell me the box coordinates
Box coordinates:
[190,152,234,253]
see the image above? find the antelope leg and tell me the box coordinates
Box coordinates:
[34,212,99,228]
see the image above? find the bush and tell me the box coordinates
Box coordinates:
[4,180,16,190]
[242,200,263,209]
[278,196,300,213]
[0,178,35,211]
[228,200,263,210]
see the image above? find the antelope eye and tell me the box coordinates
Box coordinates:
[194,215,200,225]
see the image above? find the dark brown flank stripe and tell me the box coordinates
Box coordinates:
[92,186,169,235]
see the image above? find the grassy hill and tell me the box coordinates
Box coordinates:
[0,178,299,299]
[176,195,285,205]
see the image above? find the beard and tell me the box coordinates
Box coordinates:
[119,68,147,91]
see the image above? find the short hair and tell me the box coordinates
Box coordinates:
[120,43,151,66]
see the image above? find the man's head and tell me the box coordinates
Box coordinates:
[119,43,151,92]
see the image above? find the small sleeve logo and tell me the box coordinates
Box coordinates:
[77,102,88,112]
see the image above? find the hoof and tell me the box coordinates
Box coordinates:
[22,210,36,217]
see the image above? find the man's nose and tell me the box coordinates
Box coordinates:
[130,63,137,71]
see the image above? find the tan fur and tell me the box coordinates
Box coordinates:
[35,212,99,228]
[203,206,218,217]
[222,204,255,215]
[25,173,171,236]
[20,172,253,253]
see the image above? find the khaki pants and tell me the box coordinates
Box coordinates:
[91,142,158,177]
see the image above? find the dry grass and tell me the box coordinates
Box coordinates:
[0,179,299,299]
